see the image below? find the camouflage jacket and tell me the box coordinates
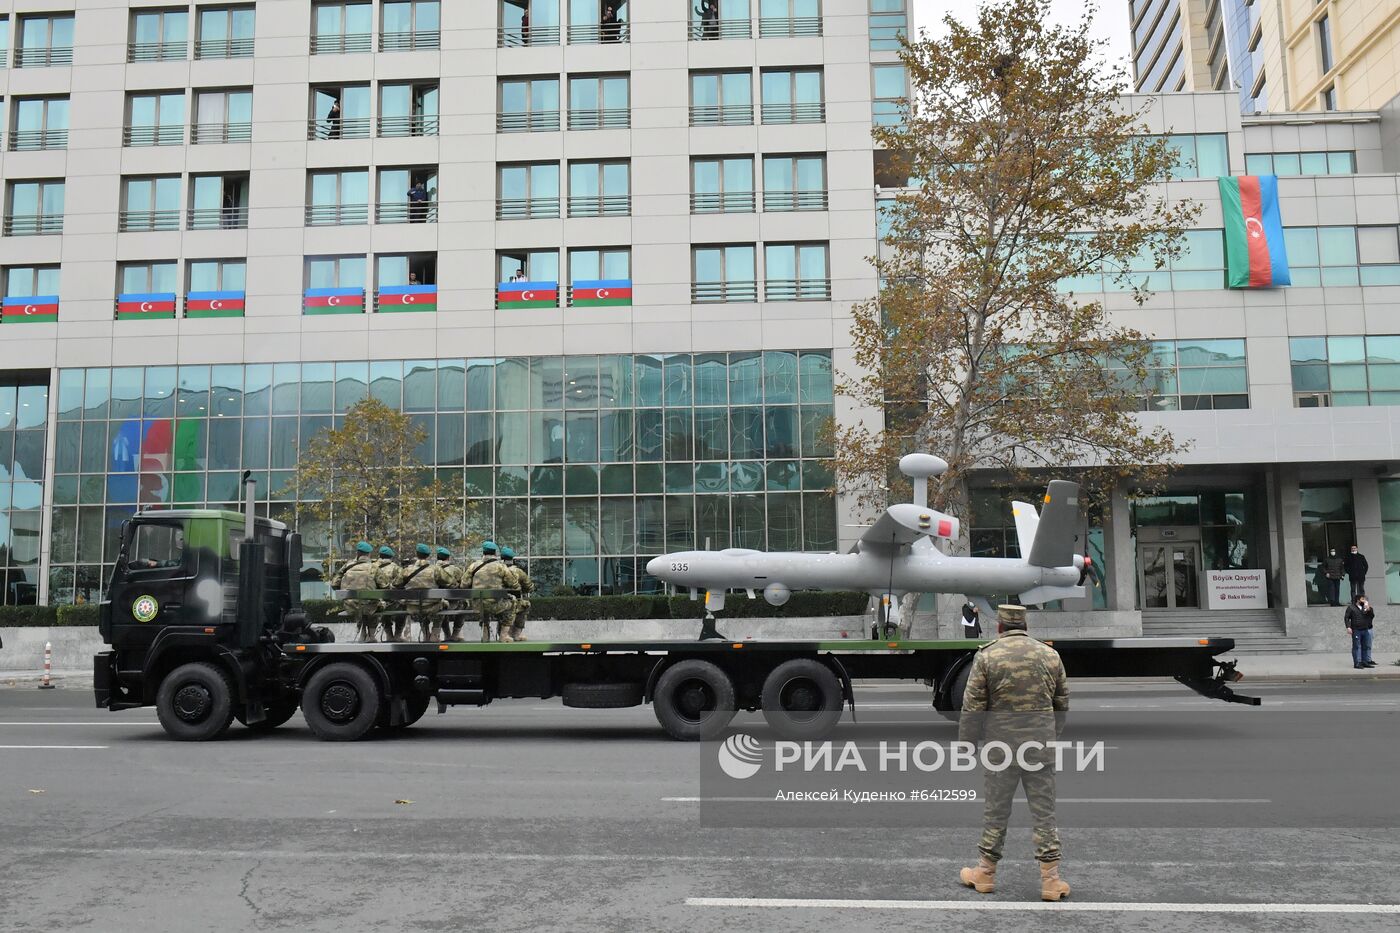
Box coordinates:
[330,557,375,590]
[372,558,404,589]
[507,565,534,599]
[436,561,463,588]
[957,630,1068,747]
[401,558,445,592]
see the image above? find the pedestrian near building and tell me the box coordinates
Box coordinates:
[1345,594,1376,669]
[329,541,379,642]
[1323,548,1345,606]
[1344,545,1369,599]
[960,600,982,639]
[958,604,1071,902]
[466,541,516,642]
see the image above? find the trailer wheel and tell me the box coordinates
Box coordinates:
[155,662,236,741]
[562,682,644,708]
[236,698,299,732]
[760,659,844,740]
[302,662,382,741]
[652,660,736,741]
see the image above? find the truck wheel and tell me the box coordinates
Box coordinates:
[935,658,974,719]
[155,662,236,741]
[563,682,644,708]
[652,660,736,741]
[302,663,382,741]
[236,698,299,732]
[760,659,844,740]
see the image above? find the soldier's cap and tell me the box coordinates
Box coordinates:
[436,546,452,559]
[355,541,373,554]
[378,545,396,557]
[996,604,1028,629]
[501,546,516,559]
[482,540,498,553]
[416,543,431,557]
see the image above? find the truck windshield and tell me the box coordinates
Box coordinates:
[131,524,185,570]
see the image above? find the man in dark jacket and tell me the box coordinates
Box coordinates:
[1343,545,1369,599]
[960,601,982,639]
[1345,594,1376,669]
[1323,549,1345,606]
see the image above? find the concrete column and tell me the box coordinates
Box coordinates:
[1273,465,1309,608]
[1104,481,1136,611]
[1351,475,1387,605]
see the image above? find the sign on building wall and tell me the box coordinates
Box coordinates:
[1204,569,1268,609]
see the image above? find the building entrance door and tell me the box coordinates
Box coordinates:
[1139,542,1200,609]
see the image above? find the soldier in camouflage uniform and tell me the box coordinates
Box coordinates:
[501,547,534,643]
[373,544,406,642]
[957,604,1071,902]
[400,543,448,642]
[329,541,379,642]
[465,540,516,642]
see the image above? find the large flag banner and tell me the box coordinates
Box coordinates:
[571,279,632,308]
[2,295,59,323]
[304,287,365,315]
[116,292,177,319]
[186,290,246,318]
[1219,174,1290,288]
[378,284,437,313]
[497,280,558,309]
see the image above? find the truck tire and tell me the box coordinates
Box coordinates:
[652,660,736,741]
[236,698,299,732]
[155,662,236,741]
[302,662,382,741]
[562,682,644,709]
[935,658,974,719]
[760,659,844,740]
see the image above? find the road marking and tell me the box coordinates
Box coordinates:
[0,722,158,726]
[0,744,108,749]
[685,896,1400,915]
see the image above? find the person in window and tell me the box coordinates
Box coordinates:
[221,188,239,229]
[510,267,526,282]
[519,8,530,45]
[408,271,420,285]
[696,0,718,39]
[602,2,621,42]
[326,97,342,139]
[407,180,430,222]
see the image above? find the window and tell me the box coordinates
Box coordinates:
[306,170,370,225]
[130,524,185,571]
[1163,133,1229,179]
[868,0,906,50]
[762,69,824,124]
[306,256,367,289]
[15,14,73,67]
[188,259,246,293]
[1283,226,1368,286]
[498,163,561,219]
[1357,227,1400,285]
[381,1,440,51]
[764,243,830,300]
[690,72,753,126]
[1317,13,1333,73]
[1300,484,1355,605]
[692,246,757,302]
[193,89,253,144]
[379,82,438,136]
[4,265,60,299]
[1117,339,1248,411]
[760,0,820,36]
[499,77,561,132]
[1060,228,1227,293]
[763,155,826,211]
[690,0,751,39]
[197,6,255,59]
[568,248,631,305]
[312,2,372,54]
[120,177,182,232]
[5,180,64,236]
[568,75,630,130]
[497,250,560,283]
[10,97,69,151]
[376,253,436,288]
[871,64,905,126]
[125,92,186,146]
[119,261,179,295]
[129,8,187,62]
[691,157,754,213]
[1377,481,1400,595]
[189,174,250,230]
[310,85,372,139]
[376,166,438,224]
[499,0,561,47]
[1321,84,1337,111]
[569,0,628,43]
[1291,335,1400,407]
[1244,150,1356,176]
[568,161,629,216]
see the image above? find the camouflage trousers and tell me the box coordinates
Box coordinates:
[343,600,381,642]
[405,599,446,641]
[978,759,1061,863]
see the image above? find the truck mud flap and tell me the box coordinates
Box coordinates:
[93,651,114,708]
[1176,660,1262,706]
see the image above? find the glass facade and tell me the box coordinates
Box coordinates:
[1300,484,1354,606]
[1107,338,1249,410]
[1289,335,1400,407]
[0,380,48,605]
[48,352,837,603]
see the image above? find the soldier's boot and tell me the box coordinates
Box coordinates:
[958,857,997,894]
[480,621,491,643]
[1039,860,1070,902]
[497,623,514,643]
[509,625,525,642]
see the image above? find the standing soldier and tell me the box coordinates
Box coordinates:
[957,604,1071,902]
[329,541,379,642]
[435,546,465,641]
[501,546,534,643]
[401,543,446,642]
[373,544,405,642]
[465,541,515,642]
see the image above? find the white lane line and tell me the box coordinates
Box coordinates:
[685,897,1400,915]
[0,744,108,749]
[661,797,1270,804]
[0,722,158,726]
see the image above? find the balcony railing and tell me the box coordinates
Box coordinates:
[14,46,73,68]
[196,36,255,59]
[8,128,68,151]
[568,23,629,44]
[692,281,757,303]
[496,197,560,220]
[765,277,831,301]
[567,107,630,131]
[380,30,440,51]
[187,205,249,230]
[128,40,187,62]
[191,122,252,144]
[305,203,370,226]
[758,17,822,38]
[688,20,752,40]
[763,189,828,212]
[3,214,64,236]
[496,25,561,47]
[310,32,371,54]
[378,114,439,137]
[761,101,825,124]
[307,117,372,140]
[689,104,753,126]
[690,191,755,213]
[123,125,186,146]
[119,209,181,233]
[497,110,560,133]
[568,194,630,218]
[375,202,438,224]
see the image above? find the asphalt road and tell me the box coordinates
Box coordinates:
[2,681,1399,933]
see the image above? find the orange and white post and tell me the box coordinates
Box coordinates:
[38,640,55,690]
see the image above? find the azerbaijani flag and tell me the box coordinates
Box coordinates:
[497,280,558,309]
[378,284,437,313]
[1218,175,1290,288]
[186,290,245,319]
[116,293,177,319]
[2,295,59,323]
[304,287,364,315]
[571,279,632,308]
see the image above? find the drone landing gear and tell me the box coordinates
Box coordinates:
[698,611,727,641]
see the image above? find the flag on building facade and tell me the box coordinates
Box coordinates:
[570,279,632,307]
[377,284,437,313]
[2,296,59,323]
[497,280,558,309]
[116,293,177,319]
[304,287,365,315]
[1219,174,1291,288]
[186,290,246,318]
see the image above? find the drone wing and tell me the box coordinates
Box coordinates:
[856,503,961,553]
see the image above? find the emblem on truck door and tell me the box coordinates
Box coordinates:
[132,595,160,623]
